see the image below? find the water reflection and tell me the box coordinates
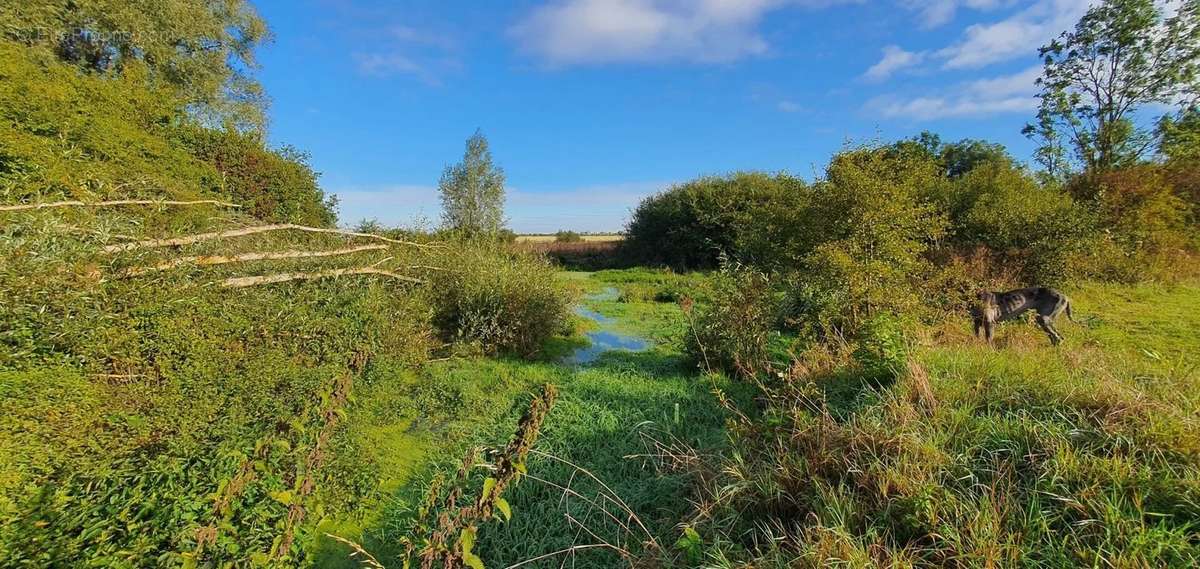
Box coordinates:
[565,287,650,365]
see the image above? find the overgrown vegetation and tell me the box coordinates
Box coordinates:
[4,0,1200,567]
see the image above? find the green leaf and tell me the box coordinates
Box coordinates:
[460,527,476,555]
[495,497,512,522]
[463,552,485,569]
[481,477,496,498]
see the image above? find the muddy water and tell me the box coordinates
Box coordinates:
[564,287,650,365]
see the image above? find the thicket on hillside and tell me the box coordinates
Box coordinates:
[0,202,569,565]
[1,25,335,227]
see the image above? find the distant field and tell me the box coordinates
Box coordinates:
[515,234,623,243]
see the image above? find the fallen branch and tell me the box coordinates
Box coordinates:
[124,244,390,275]
[103,223,440,253]
[0,199,241,212]
[220,267,427,288]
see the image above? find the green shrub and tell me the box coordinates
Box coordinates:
[948,161,1096,284]
[430,244,572,357]
[177,126,337,226]
[851,314,908,383]
[794,146,948,335]
[623,172,810,270]
[554,230,583,243]
[683,266,776,378]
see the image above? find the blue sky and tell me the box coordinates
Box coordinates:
[251,0,1096,232]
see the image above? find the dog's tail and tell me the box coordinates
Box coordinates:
[1065,298,1078,323]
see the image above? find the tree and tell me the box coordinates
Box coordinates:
[439,131,506,236]
[1024,0,1200,176]
[2,0,271,132]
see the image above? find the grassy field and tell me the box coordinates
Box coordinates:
[314,269,1200,567]
[514,234,623,243]
[312,269,752,568]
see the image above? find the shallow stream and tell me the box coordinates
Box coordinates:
[564,286,650,364]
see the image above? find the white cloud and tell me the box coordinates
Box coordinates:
[352,22,460,84]
[861,0,1091,83]
[777,100,802,112]
[509,0,860,66]
[936,0,1093,69]
[868,65,1041,120]
[863,45,925,81]
[901,0,1010,28]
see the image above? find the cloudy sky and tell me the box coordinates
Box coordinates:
[253,0,1097,232]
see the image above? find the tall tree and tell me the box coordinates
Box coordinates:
[439,131,506,236]
[1,0,271,132]
[1024,0,1200,176]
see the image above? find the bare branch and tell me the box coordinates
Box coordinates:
[220,267,427,288]
[103,223,441,253]
[0,199,242,212]
[124,244,390,275]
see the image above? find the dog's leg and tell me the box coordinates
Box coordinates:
[1036,315,1061,346]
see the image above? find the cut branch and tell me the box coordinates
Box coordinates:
[220,267,427,288]
[124,244,390,275]
[103,223,441,253]
[0,199,241,212]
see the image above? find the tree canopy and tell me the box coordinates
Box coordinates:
[439,131,507,236]
[1025,0,1200,176]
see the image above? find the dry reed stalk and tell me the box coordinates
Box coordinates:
[103,223,439,253]
[219,267,427,288]
[124,244,390,275]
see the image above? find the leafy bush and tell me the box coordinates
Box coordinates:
[683,266,777,378]
[945,161,1096,284]
[554,230,583,243]
[177,126,337,226]
[851,314,909,383]
[795,146,948,335]
[430,243,572,357]
[624,172,810,270]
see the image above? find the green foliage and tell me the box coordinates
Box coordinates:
[1025,0,1200,175]
[553,230,582,243]
[440,131,506,236]
[947,161,1096,284]
[797,146,948,334]
[623,172,810,270]
[430,244,572,357]
[851,314,908,382]
[3,0,270,131]
[0,41,335,225]
[683,266,776,379]
[177,126,337,226]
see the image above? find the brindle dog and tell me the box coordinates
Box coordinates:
[972,287,1075,346]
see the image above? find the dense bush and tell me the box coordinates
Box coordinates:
[177,126,338,226]
[683,266,777,379]
[623,172,809,270]
[429,243,572,357]
[554,230,583,243]
[795,146,948,335]
[942,161,1096,284]
[0,41,335,226]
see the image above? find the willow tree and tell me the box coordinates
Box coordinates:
[439,131,507,236]
[1024,0,1200,177]
[2,0,271,132]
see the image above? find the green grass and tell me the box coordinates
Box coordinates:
[314,270,753,568]
[685,278,1200,567]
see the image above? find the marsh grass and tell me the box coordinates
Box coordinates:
[679,276,1200,567]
